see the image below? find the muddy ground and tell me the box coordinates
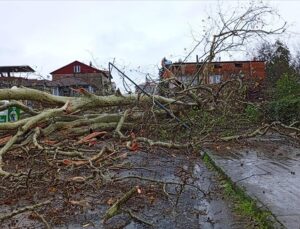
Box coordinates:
[0,141,252,229]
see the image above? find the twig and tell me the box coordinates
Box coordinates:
[33,211,52,229]
[115,109,130,139]
[103,186,139,222]
[220,123,271,141]
[33,127,43,150]
[134,137,190,149]
[112,175,206,195]
[0,200,51,222]
[0,102,70,176]
[125,209,153,227]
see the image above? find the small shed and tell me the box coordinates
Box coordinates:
[0,65,34,77]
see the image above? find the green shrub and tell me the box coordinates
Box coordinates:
[245,104,261,122]
[267,95,300,123]
[275,73,300,99]
[266,73,300,124]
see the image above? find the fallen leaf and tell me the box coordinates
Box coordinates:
[62,159,87,166]
[28,212,39,220]
[149,196,156,204]
[130,141,139,151]
[0,135,12,145]
[107,198,114,206]
[136,186,142,194]
[77,131,107,144]
[62,159,72,165]
[130,132,136,139]
[72,160,88,166]
[88,139,97,146]
[48,187,57,193]
[43,139,57,145]
[70,176,86,182]
[71,87,88,94]
[69,200,91,209]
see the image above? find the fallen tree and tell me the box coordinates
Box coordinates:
[1,2,297,228]
[0,87,196,176]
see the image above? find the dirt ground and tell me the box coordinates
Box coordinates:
[0,140,251,229]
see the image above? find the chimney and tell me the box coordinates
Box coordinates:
[196,55,199,63]
[89,61,93,67]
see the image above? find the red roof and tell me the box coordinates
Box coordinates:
[50,60,104,75]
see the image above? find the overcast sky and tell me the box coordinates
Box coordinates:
[1,0,300,87]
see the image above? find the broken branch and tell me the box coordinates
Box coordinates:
[103,186,139,222]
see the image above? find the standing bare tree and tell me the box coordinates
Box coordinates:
[160,1,287,92]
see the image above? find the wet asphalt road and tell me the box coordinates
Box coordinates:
[1,146,250,229]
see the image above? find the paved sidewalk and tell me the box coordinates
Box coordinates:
[205,135,300,229]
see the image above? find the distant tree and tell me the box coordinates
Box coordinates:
[254,40,295,89]
[255,41,273,62]
[291,50,300,78]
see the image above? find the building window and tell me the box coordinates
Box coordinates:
[88,86,94,93]
[235,63,243,68]
[52,87,59,96]
[74,65,81,73]
[214,64,222,69]
[209,75,221,84]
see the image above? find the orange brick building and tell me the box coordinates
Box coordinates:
[161,60,266,86]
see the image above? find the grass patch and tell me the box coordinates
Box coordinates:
[203,153,279,229]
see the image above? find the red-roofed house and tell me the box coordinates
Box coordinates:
[50,60,112,96]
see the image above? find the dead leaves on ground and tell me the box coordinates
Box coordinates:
[62,159,87,166]
[76,131,107,146]
[0,135,12,145]
[69,199,92,209]
[69,176,87,183]
[126,132,140,151]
